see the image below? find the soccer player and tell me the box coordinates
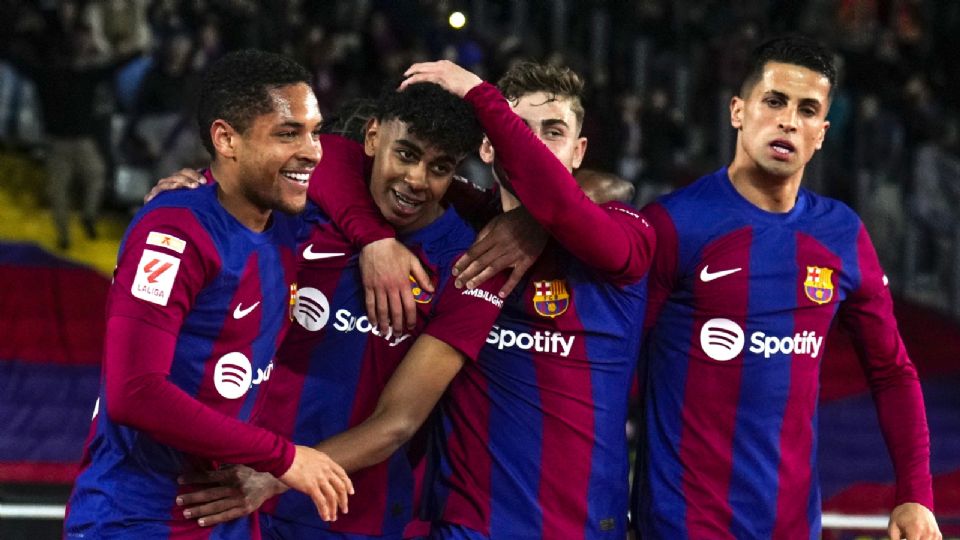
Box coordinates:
[251,82,503,539]
[630,36,941,539]
[64,49,352,539]
[150,82,505,539]
[310,59,655,539]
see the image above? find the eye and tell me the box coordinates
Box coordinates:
[277,131,297,139]
[396,149,417,162]
[430,163,453,176]
[799,106,818,117]
[764,97,784,108]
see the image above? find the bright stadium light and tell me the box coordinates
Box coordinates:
[449,11,466,29]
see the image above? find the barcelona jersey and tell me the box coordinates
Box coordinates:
[631,168,931,539]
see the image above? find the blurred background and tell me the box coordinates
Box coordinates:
[0,0,957,538]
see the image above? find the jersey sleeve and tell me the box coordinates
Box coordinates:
[640,202,680,337]
[423,268,509,361]
[837,225,933,509]
[463,82,654,284]
[104,209,295,477]
[308,133,395,248]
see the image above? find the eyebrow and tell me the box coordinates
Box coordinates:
[394,138,424,156]
[521,118,571,131]
[766,90,823,111]
[396,138,457,164]
[275,120,307,130]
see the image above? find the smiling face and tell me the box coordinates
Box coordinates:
[365,118,460,234]
[730,61,831,182]
[232,82,323,215]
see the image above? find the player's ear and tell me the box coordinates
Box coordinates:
[571,136,587,169]
[211,119,239,159]
[363,118,380,158]
[479,135,494,164]
[815,120,830,150]
[730,96,744,129]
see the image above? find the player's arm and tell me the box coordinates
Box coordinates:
[317,263,508,470]
[106,210,351,520]
[403,61,654,284]
[178,264,509,527]
[311,133,431,334]
[175,334,466,526]
[318,334,465,469]
[838,225,940,540]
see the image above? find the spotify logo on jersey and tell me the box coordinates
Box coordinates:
[214,352,253,399]
[699,318,745,361]
[293,287,331,331]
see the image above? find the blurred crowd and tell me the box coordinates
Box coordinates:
[0,0,958,315]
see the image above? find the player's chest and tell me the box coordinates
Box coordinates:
[676,226,852,318]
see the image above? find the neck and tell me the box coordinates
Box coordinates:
[727,158,804,214]
[500,188,520,212]
[210,161,271,232]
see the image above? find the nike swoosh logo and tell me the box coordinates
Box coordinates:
[302,244,345,260]
[699,265,742,282]
[233,301,260,319]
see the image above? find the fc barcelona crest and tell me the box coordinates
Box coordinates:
[410,275,433,304]
[533,279,570,318]
[803,266,834,304]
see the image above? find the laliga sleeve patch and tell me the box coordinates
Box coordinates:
[131,249,181,306]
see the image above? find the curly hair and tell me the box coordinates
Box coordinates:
[375,81,483,160]
[496,60,585,130]
[197,49,312,156]
[740,35,839,100]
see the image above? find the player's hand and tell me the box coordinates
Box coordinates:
[277,445,353,522]
[176,465,286,527]
[400,60,483,98]
[144,168,206,203]
[360,238,432,334]
[888,502,942,540]
[452,207,547,298]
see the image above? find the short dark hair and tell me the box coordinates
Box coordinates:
[376,81,483,160]
[197,49,312,156]
[496,60,585,130]
[740,35,839,100]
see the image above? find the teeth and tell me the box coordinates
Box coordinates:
[282,172,310,184]
[771,144,791,154]
[393,190,421,207]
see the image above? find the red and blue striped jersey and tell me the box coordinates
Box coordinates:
[424,237,649,539]
[65,182,302,539]
[631,168,932,539]
[254,201,505,538]
[419,82,656,539]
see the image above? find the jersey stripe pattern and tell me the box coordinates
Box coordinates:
[65,183,300,539]
[425,245,648,539]
[632,168,929,539]
[255,202,504,538]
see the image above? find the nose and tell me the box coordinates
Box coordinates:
[404,162,428,190]
[778,106,798,133]
[298,133,322,165]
